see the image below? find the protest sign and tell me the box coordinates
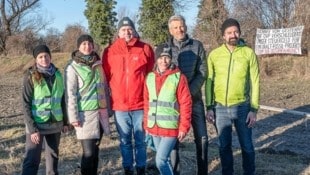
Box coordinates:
[255,26,304,55]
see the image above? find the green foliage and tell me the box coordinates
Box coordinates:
[138,0,175,46]
[84,0,117,47]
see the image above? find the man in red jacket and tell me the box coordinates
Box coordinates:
[102,17,155,175]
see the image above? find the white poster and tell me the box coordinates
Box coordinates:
[255,26,304,55]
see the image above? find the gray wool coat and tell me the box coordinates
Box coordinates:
[65,60,110,139]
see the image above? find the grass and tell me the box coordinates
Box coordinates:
[0,124,309,174]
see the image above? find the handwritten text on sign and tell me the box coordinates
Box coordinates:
[255,26,304,55]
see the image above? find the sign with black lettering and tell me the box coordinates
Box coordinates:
[255,26,304,55]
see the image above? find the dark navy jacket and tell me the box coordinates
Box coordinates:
[165,35,206,103]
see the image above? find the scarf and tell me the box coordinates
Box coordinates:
[36,63,56,76]
[72,50,99,67]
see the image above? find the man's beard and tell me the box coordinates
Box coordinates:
[228,38,238,46]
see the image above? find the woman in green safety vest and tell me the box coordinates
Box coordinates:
[143,44,192,175]
[21,45,69,175]
[64,34,111,175]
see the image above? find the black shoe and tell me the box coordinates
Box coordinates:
[146,164,160,175]
[136,167,146,175]
[124,167,134,175]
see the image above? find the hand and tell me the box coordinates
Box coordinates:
[246,111,257,128]
[177,131,186,142]
[30,132,40,144]
[71,121,81,127]
[62,125,69,133]
[206,110,215,124]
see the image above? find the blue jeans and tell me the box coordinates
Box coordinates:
[152,136,177,175]
[115,110,146,170]
[215,102,255,175]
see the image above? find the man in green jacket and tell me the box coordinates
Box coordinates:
[205,18,259,175]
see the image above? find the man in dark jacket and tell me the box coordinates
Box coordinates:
[163,15,208,175]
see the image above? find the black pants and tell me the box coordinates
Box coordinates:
[22,132,61,175]
[80,128,103,175]
[170,100,208,175]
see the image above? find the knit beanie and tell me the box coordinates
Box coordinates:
[77,34,94,48]
[221,18,241,36]
[155,44,172,59]
[33,45,51,58]
[118,17,136,31]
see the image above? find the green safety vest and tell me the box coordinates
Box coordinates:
[31,71,64,123]
[146,72,180,129]
[72,63,107,111]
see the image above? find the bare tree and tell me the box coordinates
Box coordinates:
[61,24,87,53]
[193,0,228,50]
[44,28,62,52]
[292,0,309,53]
[232,0,296,28]
[0,0,50,55]
[6,28,37,56]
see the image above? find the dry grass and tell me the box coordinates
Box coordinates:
[1,121,309,175]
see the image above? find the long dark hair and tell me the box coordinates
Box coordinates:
[27,61,43,85]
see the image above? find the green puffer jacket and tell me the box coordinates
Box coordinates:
[205,44,260,112]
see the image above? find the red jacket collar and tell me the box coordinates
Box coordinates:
[115,37,139,47]
[153,67,181,77]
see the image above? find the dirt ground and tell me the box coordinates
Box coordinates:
[0,71,310,174]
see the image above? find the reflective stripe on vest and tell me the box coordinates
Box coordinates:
[31,71,64,123]
[146,72,180,129]
[72,63,107,111]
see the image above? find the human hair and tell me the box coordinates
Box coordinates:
[28,62,43,85]
[168,15,186,29]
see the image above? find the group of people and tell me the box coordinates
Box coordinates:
[21,14,259,175]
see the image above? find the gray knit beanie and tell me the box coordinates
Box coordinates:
[118,17,136,31]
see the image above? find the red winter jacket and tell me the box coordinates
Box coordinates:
[102,37,155,111]
[143,68,192,137]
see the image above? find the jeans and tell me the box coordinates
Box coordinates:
[152,136,177,175]
[22,132,61,175]
[80,126,103,175]
[170,99,208,175]
[215,102,255,175]
[115,110,146,170]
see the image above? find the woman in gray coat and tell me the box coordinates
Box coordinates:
[64,34,110,175]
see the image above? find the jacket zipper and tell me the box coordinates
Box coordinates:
[225,51,233,106]
[125,54,129,107]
